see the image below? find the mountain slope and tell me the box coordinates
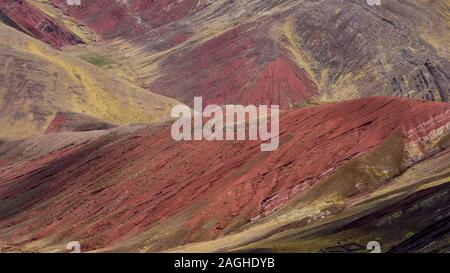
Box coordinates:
[0,22,182,139]
[169,147,450,253]
[0,0,83,48]
[0,97,448,252]
[44,111,116,134]
[0,0,449,254]
[27,0,449,106]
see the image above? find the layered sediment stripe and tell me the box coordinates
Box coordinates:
[0,97,448,252]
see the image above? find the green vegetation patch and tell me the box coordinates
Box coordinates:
[78,53,117,67]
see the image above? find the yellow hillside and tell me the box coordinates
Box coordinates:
[0,23,182,139]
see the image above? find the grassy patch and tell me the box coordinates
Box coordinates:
[78,53,117,67]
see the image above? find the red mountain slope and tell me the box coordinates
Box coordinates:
[0,0,83,48]
[0,97,448,252]
[150,22,318,108]
[51,0,201,39]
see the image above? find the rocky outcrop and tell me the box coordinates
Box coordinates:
[287,0,450,102]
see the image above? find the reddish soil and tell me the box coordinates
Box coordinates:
[45,112,116,134]
[0,97,448,251]
[0,0,83,48]
[51,0,200,40]
[151,23,318,108]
